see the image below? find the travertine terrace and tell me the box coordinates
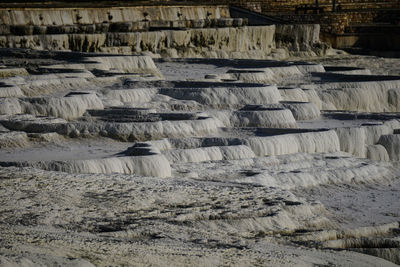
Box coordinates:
[0,4,400,267]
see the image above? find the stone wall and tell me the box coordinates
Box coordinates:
[321,28,400,50]
[270,9,399,34]
[232,0,400,14]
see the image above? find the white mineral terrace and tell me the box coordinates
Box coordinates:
[0,44,400,266]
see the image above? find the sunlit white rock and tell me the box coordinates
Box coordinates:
[20,92,104,120]
[164,145,255,163]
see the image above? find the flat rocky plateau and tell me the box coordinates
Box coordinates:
[0,49,400,266]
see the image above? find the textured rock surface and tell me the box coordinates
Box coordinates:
[0,6,230,26]
[0,49,399,266]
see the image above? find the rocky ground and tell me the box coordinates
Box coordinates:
[0,49,400,266]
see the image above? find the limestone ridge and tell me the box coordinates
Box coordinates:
[0,5,327,58]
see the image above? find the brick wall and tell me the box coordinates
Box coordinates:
[234,0,263,13]
[274,9,398,34]
[229,0,399,35]
[237,0,400,14]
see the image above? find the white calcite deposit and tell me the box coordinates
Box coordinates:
[0,83,24,97]
[160,82,282,108]
[245,130,340,156]
[306,79,400,112]
[0,98,22,115]
[237,154,398,190]
[0,131,29,148]
[20,92,104,120]
[82,56,163,77]
[19,154,171,177]
[378,134,400,161]
[0,42,400,267]
[105,88,158,103]
[221,65,304,84]
[164,145,256,163]
[210,108,297,128]
[281,101,321,120]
